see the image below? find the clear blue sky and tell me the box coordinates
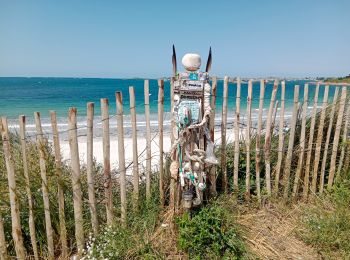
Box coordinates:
[0,0,349,78]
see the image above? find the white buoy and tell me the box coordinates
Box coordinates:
[181,53,201,71]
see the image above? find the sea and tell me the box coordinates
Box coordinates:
[0,77,338,139]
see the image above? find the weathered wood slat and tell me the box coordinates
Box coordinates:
[86,103,99,235]
[319,87,339,194]
[34,112,54,259]
[311,85,329,194]
[0,213,7,260]
[264,80,278,196]
[283,85,299,199]
[144,80,152,200]
[221,76,229,193]
[0,117,26,259]
[255,80,265,201]
[129,86,139,210]
[327,87,347,189]
[303,84,319,199]
[116,92,127,224]
[19,115,39,260]
[101,98,113,225]
[209,76,217,196]
[68,108,85,256]
[234,78,241,191]
[245,80,253,199]
[274,81,285,195]
[158,79,165,206]
[169,77,176,208]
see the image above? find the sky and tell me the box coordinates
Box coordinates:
[0,0,349,78]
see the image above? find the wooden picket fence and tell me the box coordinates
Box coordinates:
[0,77,350,259]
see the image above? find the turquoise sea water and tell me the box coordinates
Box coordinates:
[0,77,338,136]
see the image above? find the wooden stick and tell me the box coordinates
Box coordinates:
[282,85,299,199]
[169,77,176,208]
[255,80,265,201]
[303,84,319,199]
[234,78,241,191]
[292,84,308,199]
[50,111,68,258]
[86,103,99,235]
[274,81,285,195]
[0,213,7,260]
[34,112,54,259]
[264,80,278,196]
[209,76,217,196]
[311,86,329,194]
[129,86,139,210]
[271,101,279,133]
[336,97,350,178]
[245,80,253,199]
[19,115,39,260]
[319,87,339,194]
[327,87,347,189]
[116,92,127,224]
[0,117,26,259]
[68,108,84,256]
[144,80,152,200]
[221,76,229,193]
[101,98,113,225]
[158,79,165,206]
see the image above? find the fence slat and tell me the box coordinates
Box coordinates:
[292,84,308,199]
[221,76,229,193]
[245,80,253,199]
[19,115,39,260]
[0,117,26,259]
[319,87,339,194]
[116,92,127,224]
[144,80,152,200]
[169,77,176,208]
[274,81,285,195]
[68,108,84,256]
[311,85,329,194]
[158,79,165,206]
[303,84,319,199]
[50,111,68,258]
[234,78,241,191]
[0,213,7,260]
[337,97,350,178]
[34,112,54,259]
[282,85,299,198]
[209,76,217,196]
[327,87,347,189]
[255,80,265,201]
[264,80,278,196]
[86,103,99,235]
[129,86,139,210]
[101,98,113,225]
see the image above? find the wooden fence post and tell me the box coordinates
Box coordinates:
[282,85,299,199]
[129,86,139,210]
[50,111,68,258]
[19,115,39,260]
[311,86,329,194]
[86,103,99,235]
[234,78,241,191]
[0,213,7,260]
[245,80,253,199]
[101,98,113,225]
[144,80,152,200]
[209,76,217,196]
[255,79,265,201]
[158,79,165,206]
[264,80,278,196]
[221,76,229,193]
[292,84,308,199]
[68,108,84,256]
[0,117,26,259]
[327,87,347,189]
[116,92,127,224]
[303,84,319,199]
[169,77,176,208]
[34,112,54,259]
[274,81,285,195]
[337,97,350,178]
[319,87,339,194]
